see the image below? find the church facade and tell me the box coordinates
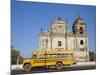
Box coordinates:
[38,16,89,61]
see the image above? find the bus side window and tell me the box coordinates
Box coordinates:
[68,54,71,57]
[40,55,45,59]
[46,54,49,58]
[71,53,73,57]
[57,54,61,58]
[32,54,36,59]
[53,54,56,58]
[63,54,66,57]
[49,54,52,58]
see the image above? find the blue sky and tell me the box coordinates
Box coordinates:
[11,1,96,57]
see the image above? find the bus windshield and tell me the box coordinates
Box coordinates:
[32,54,36,59]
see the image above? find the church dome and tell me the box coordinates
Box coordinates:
[73,15,86,26]
[52,17,66,24]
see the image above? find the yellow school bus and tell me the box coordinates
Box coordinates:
[23,50,76,71]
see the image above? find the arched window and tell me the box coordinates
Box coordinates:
[80,27,83,34]
[58,41,62,46]
[80,40,84,45]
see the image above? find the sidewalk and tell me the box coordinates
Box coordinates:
[76,62,96,66]
[11,64,23,70]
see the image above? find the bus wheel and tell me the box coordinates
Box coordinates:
[56,63,63,70]
[73,62,76,65]
[24,64,32,72]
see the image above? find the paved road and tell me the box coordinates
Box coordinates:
[11,65,96,75]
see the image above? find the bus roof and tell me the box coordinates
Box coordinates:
[32,50,75,55]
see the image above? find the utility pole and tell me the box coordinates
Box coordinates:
[17,56,19,64]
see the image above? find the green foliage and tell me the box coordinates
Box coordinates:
[11,47,23,64]
[89,51,96,61]
[19,56,23,64]
[11,48,20,57]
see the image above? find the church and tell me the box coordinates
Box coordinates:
[38,16,89,61]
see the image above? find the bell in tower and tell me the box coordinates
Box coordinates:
[72,15,87,35]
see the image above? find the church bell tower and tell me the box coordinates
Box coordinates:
[72,15,89,61]
[72,15,87,35]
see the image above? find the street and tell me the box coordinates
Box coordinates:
[11,62,96,75]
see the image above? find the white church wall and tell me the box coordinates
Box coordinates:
[39,35,48,50]
[47,37,51,50]
[75,36,89,61]
[76,37,88,50]
[67,36,75,50]
[52,36,66,50]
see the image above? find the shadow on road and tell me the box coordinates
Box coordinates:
[11,65,96,75]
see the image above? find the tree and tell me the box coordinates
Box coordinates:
[11,46,21,64]
[89,51,96,61]
[18,56,23,64]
